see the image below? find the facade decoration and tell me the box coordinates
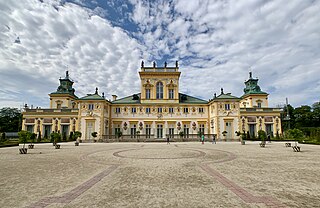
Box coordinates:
[22,62,282,141]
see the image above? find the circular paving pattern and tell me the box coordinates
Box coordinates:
[113,148,206,159]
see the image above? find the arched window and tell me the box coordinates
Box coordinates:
[156,82,163,99]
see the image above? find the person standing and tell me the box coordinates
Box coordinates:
[212,134,216,144]
[201,134,205,144]
[167,137,170,144]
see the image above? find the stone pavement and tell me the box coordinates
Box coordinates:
[0,141,319,208]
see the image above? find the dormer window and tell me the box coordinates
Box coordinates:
[156,82,163,99]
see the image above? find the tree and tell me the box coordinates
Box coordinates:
[30,133,36,145]
[18,130,29,149]
[258,130,267,142]
[0,107,21,132]
[312,101,320,127]
[287,128,304,141]
[1,132,6,143]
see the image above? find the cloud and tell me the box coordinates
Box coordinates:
[0,0,319,109]
[0,0,144,108]
[128,0,320,107]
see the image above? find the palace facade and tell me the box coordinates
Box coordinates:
[22,62,282,141]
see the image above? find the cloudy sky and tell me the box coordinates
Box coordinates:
[0,0,319,109]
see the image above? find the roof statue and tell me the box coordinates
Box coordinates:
[141,60,144,68]
[164,61,167,68]
[176,60,179,68]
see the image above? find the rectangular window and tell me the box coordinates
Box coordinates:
[257,102,262,108]
[183,124,189,138]
[225,104,230,110]
[26,125,34,133]
[183,107,189,114]
[88,104,94,110]
[199,124,205,135]
[115,127,121,136]
[146,124,151,138]
[158,107,162,113]
[131,107,136,113]
[146,108,151,114]
[57,103,61,109]
[199,107,204,113]
[115,107,121,113]
[157,124,163,138]
[146,89,150,99]
[130,125,136,138]
[169,128,174,138]
[169,107,174,114]
[169,89,174,99]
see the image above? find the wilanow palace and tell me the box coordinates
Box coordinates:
[22,62,282,141]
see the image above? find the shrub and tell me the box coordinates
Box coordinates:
[37,131,41,143]
[115,131,122,138]
[74,131,82,140]
[179,131,184,138]
[69,131,74,141]
[30,133,36,144]
[0,132,6,143]
[287,128,304,141]
[258,130,267,141]
[18,130,29,149]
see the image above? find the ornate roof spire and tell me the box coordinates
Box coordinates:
[66,71,69,79]
[221,88,224,94]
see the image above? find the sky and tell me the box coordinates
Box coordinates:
[0,0,319,109]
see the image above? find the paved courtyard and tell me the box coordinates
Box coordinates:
[0,141,319,208]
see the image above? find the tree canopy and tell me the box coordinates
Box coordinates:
[0,107,21,132]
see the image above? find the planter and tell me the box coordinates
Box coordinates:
[241,140,245,145]
[28,144,34,149]
[55,144,60,149]
[75,141,79,146]
[19,148,28,154]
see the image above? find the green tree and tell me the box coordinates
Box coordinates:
[0,107,21,132]
[312,102,320,127]
[30,133,36,144]
[287,128,304,141]
[1,132,6,143]
[258,130,267,141]
[294,105,312,128]
[18,130,29,149]
[74,131,82,140]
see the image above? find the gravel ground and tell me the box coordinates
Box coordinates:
[0,141,319,208]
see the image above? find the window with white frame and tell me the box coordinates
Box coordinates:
[145,89,151,99]
[198,107,204,113]
[158,107,162,113]
[156,82,163,99]
[225,104,230,110]
[183,107,189,114]
[88,104,94,110]
[131,107,136,113]
[168,89,174,99]
[146,107,151,114]
[115,107,121,113]
[169,107,174,114]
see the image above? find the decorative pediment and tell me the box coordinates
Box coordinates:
[166,80,177,87]
[143,80,154,87]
